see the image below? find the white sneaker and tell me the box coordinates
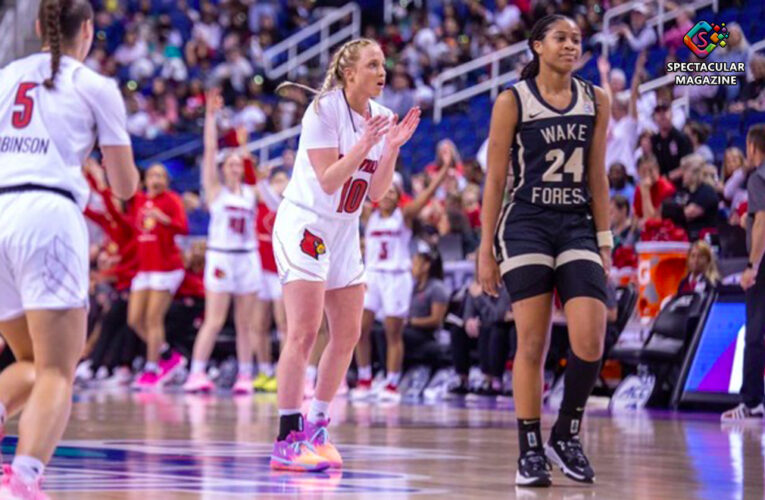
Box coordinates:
[721,403,765,422]
[75,360,94,382]
[95,366,110,381]
[377,385,401,404]
[349,381,373,401]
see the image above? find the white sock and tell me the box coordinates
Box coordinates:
[144,362,159,373]
[0,401,6,426]
[305,365,318,384]
[386,372,401,387]
[190,360,206,375]
[238,362,253,378]
[307,399,331,423]
[278,408,302,417]
[259,363,274,377]
[358,365,372,381]
[12,455,44,484]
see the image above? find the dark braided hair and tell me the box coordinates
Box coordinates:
[520,14,571,80]
[38,0,94,89]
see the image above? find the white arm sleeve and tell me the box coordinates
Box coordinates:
[300,100,339,150]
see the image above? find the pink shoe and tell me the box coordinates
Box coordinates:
[157,351,186,384]
[0,465,50,500]
[183,373,214,393]
[131,371,160,391]
[303,377,315,400]
[232,375,253,395]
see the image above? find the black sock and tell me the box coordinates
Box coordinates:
[518,418,543,455]
[277,413,304,441]
[553,354,601,440]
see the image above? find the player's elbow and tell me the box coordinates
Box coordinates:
[111,172,140,200]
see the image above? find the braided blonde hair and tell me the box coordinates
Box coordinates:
[275,38,380,112]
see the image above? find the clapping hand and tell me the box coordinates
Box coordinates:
[386,107,421,149]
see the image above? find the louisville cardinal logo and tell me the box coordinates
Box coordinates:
[214,268,226,279]
[300,229,326,260]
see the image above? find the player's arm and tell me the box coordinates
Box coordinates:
[202,88,223,205]
[629,52,645,119]
[588,86,613,272]
[478,90,516,296]
[307,115,391,195]
[402,163,450,227]
[88,78,139,200]
[369,108,421,202]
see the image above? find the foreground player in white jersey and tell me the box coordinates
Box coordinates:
[351,165,450,403]
[184,88,261,395]
[0,1,138,497]
[269,38,420,472]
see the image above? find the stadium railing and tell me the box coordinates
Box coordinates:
[262,2,361,80]
[601,0,719,60]
[433,40,529,123]
[0,0,40,68]
[244,124,302,169]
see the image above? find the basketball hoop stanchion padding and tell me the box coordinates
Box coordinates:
[636,242,690,319]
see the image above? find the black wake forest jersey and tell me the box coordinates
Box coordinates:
[506,77,596,212]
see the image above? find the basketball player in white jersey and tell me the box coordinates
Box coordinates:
[184,88,261,395]
[269,38,420,472]
[0,1,138,497]
[351,165,450,403]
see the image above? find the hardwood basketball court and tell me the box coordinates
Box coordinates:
[2,390,761,499]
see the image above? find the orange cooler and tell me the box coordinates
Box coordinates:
[635,242,690,319]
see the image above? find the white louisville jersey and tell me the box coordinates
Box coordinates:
[283,88,395,220]
[207,185,258,251]
[0,53,130,209]
[364,208,412,272]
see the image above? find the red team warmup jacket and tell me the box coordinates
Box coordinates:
[134,190,189,272]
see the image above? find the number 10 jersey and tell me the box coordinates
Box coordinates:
[283,89,395,220]
[506,77,596,212]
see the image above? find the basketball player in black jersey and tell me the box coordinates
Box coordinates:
[478,15,612,487]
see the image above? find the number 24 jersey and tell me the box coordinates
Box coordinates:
[507,77,596,212]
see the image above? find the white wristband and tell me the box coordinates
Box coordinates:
[597,230,614,248]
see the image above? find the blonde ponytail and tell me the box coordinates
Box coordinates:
[276,38,380,112]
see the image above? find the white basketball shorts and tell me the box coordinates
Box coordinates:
[259,271,283,301]
[0,191,89,321]
[272,199,365,290]
[131,269,186,294]
[204,249,262,295]
[364,269,413,318]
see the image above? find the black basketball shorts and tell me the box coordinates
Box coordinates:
[494,201,607,305]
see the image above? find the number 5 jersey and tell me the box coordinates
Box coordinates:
[0,53,130,210]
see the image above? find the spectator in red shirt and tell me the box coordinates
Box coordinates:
[127,164,189,390]
[424,139,466,185]
[634,154,676,226]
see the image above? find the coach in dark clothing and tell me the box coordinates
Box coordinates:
[651,102,693,181]
[723,124,765,421]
